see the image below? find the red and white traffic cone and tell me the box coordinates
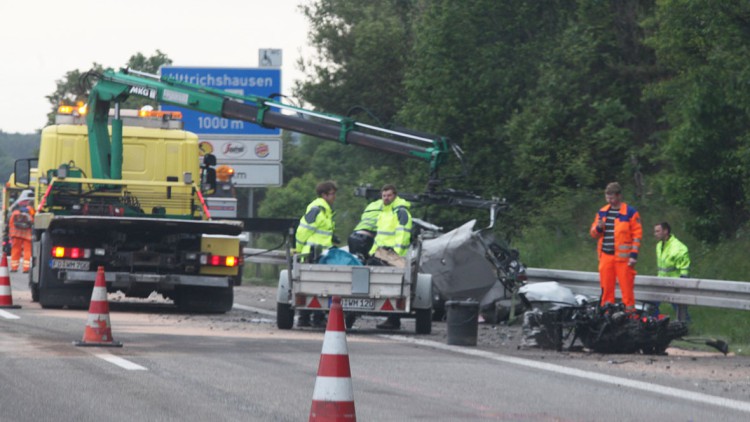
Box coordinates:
[0,253,20,309]
[309,296,356,421]
[74,266,122,347]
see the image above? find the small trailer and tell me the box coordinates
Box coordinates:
[276,247,433,334]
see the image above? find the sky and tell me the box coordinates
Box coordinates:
[0,0,313,134]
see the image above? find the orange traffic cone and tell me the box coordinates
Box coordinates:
[309,296,356,421]
[0,253,20,309]
[73,266,122,347]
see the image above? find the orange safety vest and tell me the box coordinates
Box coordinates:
[9,208,34,241]
[590,202,642,261]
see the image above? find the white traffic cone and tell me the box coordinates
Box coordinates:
[74,266,122,347]
[0,253,20,309]
[309,296,356,421]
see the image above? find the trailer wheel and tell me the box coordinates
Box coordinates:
[431,308,445,322]
[415,308,432,334]
[277,303,294,329]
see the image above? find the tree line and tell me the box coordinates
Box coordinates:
[12,1,750,246]
[268,0,750,244]
[0,132,38,184]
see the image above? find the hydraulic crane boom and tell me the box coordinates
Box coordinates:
[86,68,452,181]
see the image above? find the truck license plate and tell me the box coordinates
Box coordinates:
[340,298,375,310]
[51,259,90,271]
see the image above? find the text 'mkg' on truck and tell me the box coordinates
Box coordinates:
[15,105,243,312]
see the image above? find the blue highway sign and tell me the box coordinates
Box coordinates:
[160,66,281,136]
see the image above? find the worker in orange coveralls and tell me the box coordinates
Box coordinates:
[590,182,642,311]
[9,202,34,273]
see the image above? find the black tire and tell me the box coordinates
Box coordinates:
[37,232,55,308]
[175,285,234,313]
[432,308,445,322]
[29,265,39,302]
[233,264,245,286]
[431,297,446,321]
[415,308,432,334]
[277,303,294,329]
[345,312,357,330]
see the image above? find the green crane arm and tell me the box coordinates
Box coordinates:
[86,68,451,180]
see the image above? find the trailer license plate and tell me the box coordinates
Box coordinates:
[341,298,375,310]
[51,259,90,271]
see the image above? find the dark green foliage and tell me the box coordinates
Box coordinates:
[401,0,577,204]
[296,0,413,121]
[504,0,660,221]
[644,0,750,242]
[0,131,40,183]
[288,0,750,245]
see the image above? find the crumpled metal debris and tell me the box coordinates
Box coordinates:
[519,282,689,354]
[420,220,497,300]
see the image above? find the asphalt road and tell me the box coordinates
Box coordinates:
[2,272,750,421]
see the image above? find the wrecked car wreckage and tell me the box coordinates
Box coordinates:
[519,282,691,354]
[355,185,527,321]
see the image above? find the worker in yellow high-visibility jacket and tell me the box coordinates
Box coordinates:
[653,221,691,321]
[295,181,338,258]
[347,199,383,258]
[294,181,338,327]
[371,184,412,330]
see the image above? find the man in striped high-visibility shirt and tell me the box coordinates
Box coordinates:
[590,182,643,312]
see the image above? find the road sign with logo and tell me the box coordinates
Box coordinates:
[198,135,283,187]
[160,66,281,136]
[200,138,281,161]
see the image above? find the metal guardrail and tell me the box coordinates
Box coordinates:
[242,249,750,311]
[526,268,750,311]
[243,248,287,265]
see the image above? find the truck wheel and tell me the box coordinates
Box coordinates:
[233,264,245,286]
[29,268,39,302]
[415,308,432,334]
[37,232,57,308]
[175,285,234,313]
[277,303,294,329]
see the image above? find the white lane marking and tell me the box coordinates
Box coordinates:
[384,335,750,414]
[233,303,275,316]
[0,309,20,319]
[95,353,147,371]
